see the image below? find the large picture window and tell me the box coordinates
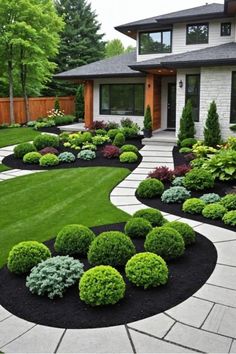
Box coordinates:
[139,30,172,55]
[100,84,145,116]
[230,72,236,123]
[186,24,209,45]
[186,74,200,122]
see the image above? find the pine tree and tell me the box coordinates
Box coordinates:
[204,101,221,147]
[54,96,61,111]
[143,105,152,131]
[178,99,195,143]
[75,85,84,120]
[105,39,125,58]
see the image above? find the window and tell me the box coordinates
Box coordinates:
[186,24,209,45]
[221,22,231,36]
[100,84,145,116]
[230,72,236,123]
[186,74,200,122]
[139,30,172,55]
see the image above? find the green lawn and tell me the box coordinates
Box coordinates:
[0,167,130,267]
[0,164,10,172]
[0,127,40,148]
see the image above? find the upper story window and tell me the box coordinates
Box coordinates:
[139,30,172,55]
[186,23,209,45]
[221,22,231,36]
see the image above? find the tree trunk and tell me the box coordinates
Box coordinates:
[8,60,15,124]
[20,57,30,122]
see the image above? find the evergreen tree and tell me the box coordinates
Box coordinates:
[75,85,84,120]
[143,105,152,131]
[105,39,125,58]
[204,101,221,147]
[178,99,195,143]
[54,96,61,111]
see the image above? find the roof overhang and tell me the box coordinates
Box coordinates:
[54,72,145,81]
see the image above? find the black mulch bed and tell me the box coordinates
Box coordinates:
[2,137,144,172]
[0,223,217,329]
[137,147,236,231]
[37,126,62,135]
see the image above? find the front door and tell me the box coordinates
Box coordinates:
[167,83,176,129]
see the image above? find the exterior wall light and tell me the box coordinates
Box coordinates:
[179,80,184,88]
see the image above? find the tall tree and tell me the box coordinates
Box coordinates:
[204,101,221,147]
[105,39,125,58]
[178,99,195,143]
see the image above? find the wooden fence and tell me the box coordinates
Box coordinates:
[0,96,75,125]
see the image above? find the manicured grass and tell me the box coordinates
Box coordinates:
[0,167,130,267]
[0,127,40,148]
[0,164,10,172]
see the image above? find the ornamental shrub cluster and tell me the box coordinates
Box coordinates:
[137,178,164,198]
[161,187,191,204]
[164,221,196,246]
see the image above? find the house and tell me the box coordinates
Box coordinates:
[56,0,236,139]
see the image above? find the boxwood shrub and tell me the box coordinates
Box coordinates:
[88,231,136,267]
[184,169,215,191]
[137,178,164,198]
[14,142,36,159]
[222,210,236,226]
[120,144,139,154]
[107,129,120,140]
[182,198,206,214]
[163,221,196,246]
[202,203,227,220]
[125,252,168,289]
[221,194,236,211]
[55,224,96,256]
[33,134,59,151]
[23,152,42,164]
[161,187,191,204]
[39,153,59,167]
[113,133,125,147]
[125,218,152,238]
[7,241,51,274]
[133,209,164,227]
[119,152,138,163]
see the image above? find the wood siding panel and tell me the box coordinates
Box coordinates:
[84,81,94,128]
[145,74,161,130]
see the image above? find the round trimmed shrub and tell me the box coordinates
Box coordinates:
[77,150,96,160]
[79,266,125,306]
[120,144,139,154]
[137,178,164,198]
[39,153,59,167]
[223,210,236,226]
[145,227,185,260]
[163,221,196,245]
[172,177,185,187]
[202,203,227,220]
[182,198,206,214]
[7,241,51,274]
[23,152,42,164]
[33,134,59,151]
[119,152,138,163]
[125,252,168,289]
[181,138,198,148]
[125,218,152,238]
[107,129,120,140]
[133,209,164,227]
[221,194,236,211]
[184,169,215,191]
[161,187,191,204]
[88,231,136,267]
[179,147,192,154]
[58,152,76,163]
[55,225,96,256]
[14,142,36,159]
[113,133,125,147]
[200,193,221,204]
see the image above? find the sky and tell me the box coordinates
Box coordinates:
[89,0,224,47]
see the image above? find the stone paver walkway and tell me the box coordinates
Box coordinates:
[0,143,235,353]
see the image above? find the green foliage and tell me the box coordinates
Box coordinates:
[119,152,138,163]
[125,218,152,238]
[137,178,164,198]
[203,150,236,181]
[55,224,95,256]
[77,150,96,160]
[105,39,125,58]
[121,125,139,139]
[190,157,208,168]
[113,133,125,147]
[143,105,152,131]
[192,142,217,157]
[172,177,185,187]
[106,121,119,130]
[181,138,198,148]
[204,101,221,147]
[223,211,236,226]
[26,256,84,299]
[92,135,110,146]
[81,144,97,151]
[54,97,61,111]
[23,152,42,164]
[53,115,75,126]
[163,221,196,246]
[200,193,221,204]
[161,187,191,204]
[125,253,168,289]
[79,266,125,306]
[75,85,84,119]
[7,241,51,274]
[220,194,236,210]
[225,137,236,150]
[39,153,59,167]
[179,147,192,154]
[88,231,136,267]
[133,209,164,227]
[34,119,56,130]
[33,134,59,151]
[145,227,185,260]
[184,168,215,190]
[182,198,206,214]
[58,152,76,163]
[178,100,195,143]
[107,129,120,139]
[230,124,236,132]
[202,203,227,220]
[14,143,36,159]
[121,118,133,128]
[120,145,139,154]
[95,129,107,136]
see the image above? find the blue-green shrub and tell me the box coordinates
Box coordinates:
[58,152,76,163]
[161,187,191,204]
[172,177,185,187]
[200,193,221,204]
[77,150,96,160]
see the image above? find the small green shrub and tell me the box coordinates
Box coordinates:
[204,101,221,147]
[184,169,215,190]
[23,152,42,164]
[125,253,168,289]
[221,194,236,210]
[203,150,236,181]
[14,143,36,159]
[182,198,206,214]
[95,129,107,136]
[81,132,92,143]
[200,193,221,204]
[26,256,84,299]
[145,227,185,260]
[119,152,138,163]
[79,266,125,306]
[121,117,133,128]
[181,138,198,148]
[133,209,164,227]
[107,129,120,139]
[81,143,97,151]
[39,153,59,167]
[88,231,136,267]
[113,133,125,147]
[54,115,75,126]
[77,150,96,160]
[178,99,195,143]
[7,241,51,274]
[172,177,185,187]
[58,152,76,163]
[92,135,110,146]
[33,134,59,150]
[163,221,196,246]
[190,158,208,169]
[179,147,192,154]
[161,187,191,204]
[121,126,139,139]
[223,211,236,226]
[55,225,95,256]
[137,178,164,198]
[143,105,152,131]
[120,144,139,154]
[202,203,227,219]
[125,218,152,238]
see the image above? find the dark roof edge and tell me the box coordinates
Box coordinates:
[54,73,145,80]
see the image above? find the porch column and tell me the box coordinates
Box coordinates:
[145,73,161,130]
[84,80,94,128]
